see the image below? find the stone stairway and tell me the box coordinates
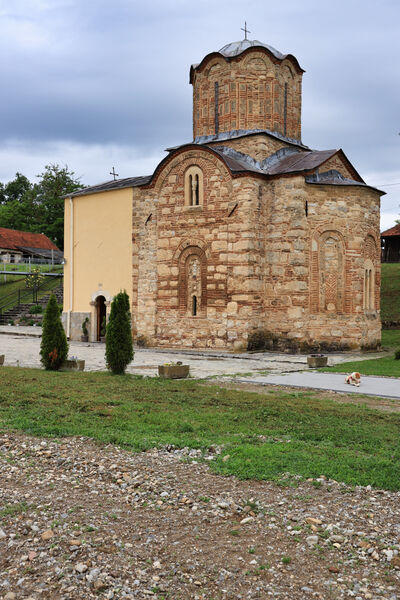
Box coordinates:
[0,285,63,325]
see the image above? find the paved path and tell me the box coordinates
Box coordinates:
[236,372,400,399]
[0,332,311,378]
[0,326,394,396]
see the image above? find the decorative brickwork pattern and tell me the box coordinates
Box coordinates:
[192,50,303,141]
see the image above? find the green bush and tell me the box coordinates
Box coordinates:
[40,294,68,370]
[105,291,134,374]
[394,349,400,360]
[30,305,43,314]
[82,317,89,337]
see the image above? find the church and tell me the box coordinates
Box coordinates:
[63,36,383,351]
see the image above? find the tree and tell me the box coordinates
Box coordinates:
[0,164,82,248]
[40,294,68,370]
[105,291,134,375]
[0,173,32,205]
[25,267,44,295]
[33,164,82,248]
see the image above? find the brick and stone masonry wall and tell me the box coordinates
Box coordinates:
[192,50,303,141]
[259,175,381,350]
[132,149,269,349]
[132,148,381,350]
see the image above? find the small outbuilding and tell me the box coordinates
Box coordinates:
[381,223,400,263]
[0,227,62,264]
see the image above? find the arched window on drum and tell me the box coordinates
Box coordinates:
[184,166,203,207]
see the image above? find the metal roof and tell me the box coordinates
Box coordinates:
[267,149,337,175]
[67,145,384,199]
[219,39,285,60]
[67,176,151,198]
[190,38,304,82]
[191,128,308,149]
[18,247,64,259]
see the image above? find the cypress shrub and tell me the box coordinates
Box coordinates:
[40,294,68,370]
[105,291,134,374]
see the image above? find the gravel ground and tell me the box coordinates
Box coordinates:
[0,433,399,600]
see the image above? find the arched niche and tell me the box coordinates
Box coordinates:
[177,245,207,316]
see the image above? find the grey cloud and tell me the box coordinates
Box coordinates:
[0,0,399,224]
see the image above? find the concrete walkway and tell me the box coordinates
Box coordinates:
[0,326,396,398]
[236,372,400,399]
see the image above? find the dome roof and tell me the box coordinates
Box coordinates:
[218,39,285,60]
[189,38,304,83]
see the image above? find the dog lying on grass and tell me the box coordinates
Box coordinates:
[345,372,361,387]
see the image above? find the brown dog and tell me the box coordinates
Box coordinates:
[345,372,361,387]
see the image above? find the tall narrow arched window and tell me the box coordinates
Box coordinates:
[188,174,193,205]
[192,295,197,316]
[184,166,203,207]
[363,261,375,310]
[363,236,377,312]
[195,174,199,205]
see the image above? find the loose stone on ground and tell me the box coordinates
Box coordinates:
[0,433,399,599]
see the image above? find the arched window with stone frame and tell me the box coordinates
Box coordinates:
[177,245,207,316]
[184,166,203,207]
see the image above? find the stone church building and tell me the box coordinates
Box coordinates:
[63,37,383,351]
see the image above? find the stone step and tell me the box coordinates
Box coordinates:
[0,285,64,324]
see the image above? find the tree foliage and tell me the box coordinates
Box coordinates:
[0,172,32,205]
[25,267,45,291]
[40,294,68,370]
[0,165,82,248]
[105,291,134,375]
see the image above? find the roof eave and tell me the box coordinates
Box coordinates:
[190,46,304,83]
[305,180,386,195]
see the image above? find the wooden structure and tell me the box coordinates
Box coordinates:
[381,224,400,263]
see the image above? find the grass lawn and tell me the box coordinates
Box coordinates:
[318,329,400,377]
[0,273,62,309]
[381,263,400,323]
[323,356,400,377]
[0,275,26,299]
[0,367,399,491]
[381,329,400,349]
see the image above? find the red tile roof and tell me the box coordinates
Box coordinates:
[381,223,400,237]
[0,227,59,252]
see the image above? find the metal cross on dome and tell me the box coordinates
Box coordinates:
[241,22,251,40]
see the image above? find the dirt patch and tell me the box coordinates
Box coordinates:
[0,432,399,599]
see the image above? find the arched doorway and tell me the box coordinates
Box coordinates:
[96,295,106,342]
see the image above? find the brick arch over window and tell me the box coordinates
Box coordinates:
[310,229,348,314]
[176,245,208,316]
[184,165,204,207]
[150,149,233,199]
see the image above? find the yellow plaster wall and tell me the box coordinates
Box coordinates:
[63,188,132,313]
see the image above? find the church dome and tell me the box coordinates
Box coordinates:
[218,39,285,60]
[190,37,304,142]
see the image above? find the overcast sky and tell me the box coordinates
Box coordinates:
[0,0,399,230]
